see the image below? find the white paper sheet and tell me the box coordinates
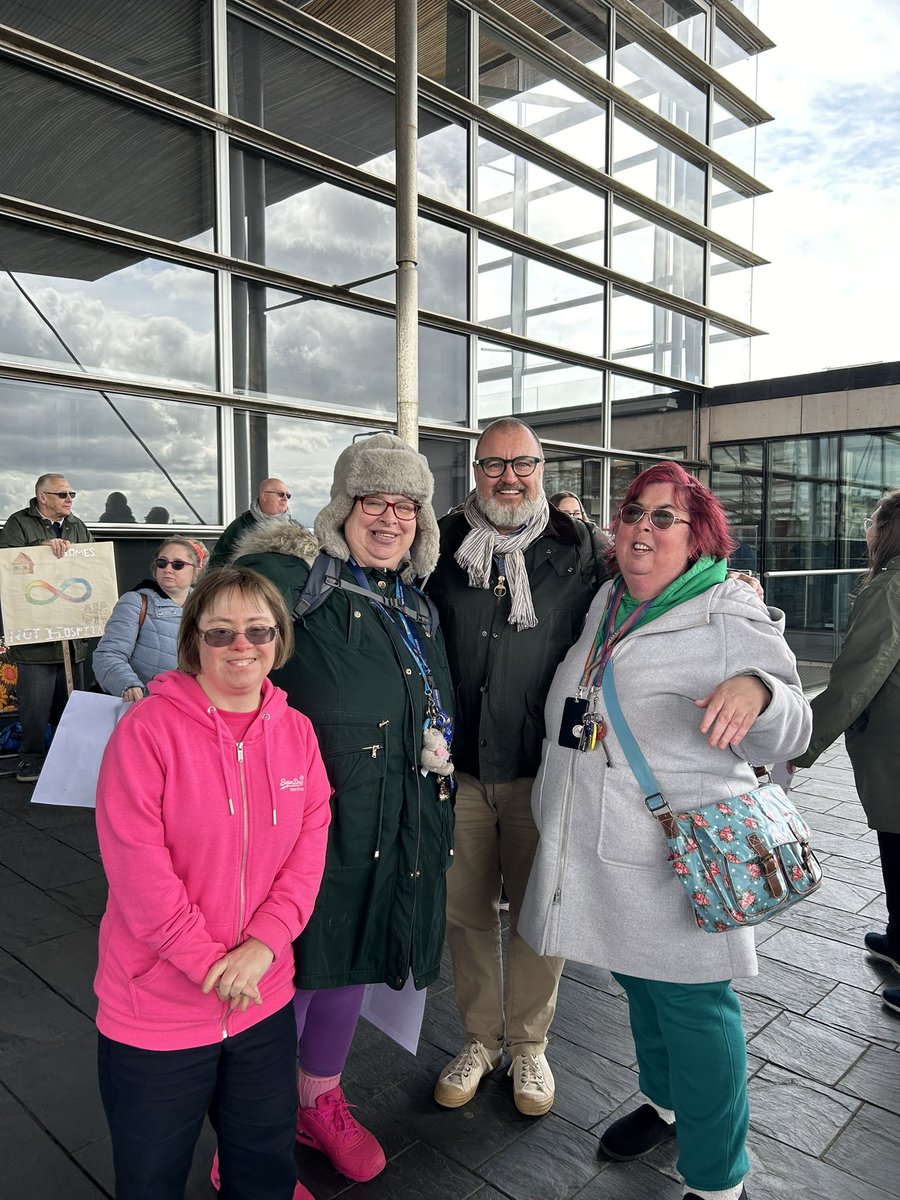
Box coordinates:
[360,974,427,1055]
[31,690,128,808]
[770,760,795,791]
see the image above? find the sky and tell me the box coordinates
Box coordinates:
[748,0,900,380]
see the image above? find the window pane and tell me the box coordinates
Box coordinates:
[1,58,213,248]
[233,282,466,422]
[0,217,216,391]
[628,1,707,58]
[708,324,750,385]
[710,442,763,573]
[710,173,754,244]
[713,22,758,96]
[614,117,705,222]
[841,432,900,564]
[477,340,603,419]
[477,136,606,266]
[709,251,751,322]
[0,377,219,525]
[479,28,607,171]
[612,202,703,302]
[0,0,211,101]
[490,0,609,76]
[611,288,702,382]
[290,0,470,95]
[615,28,707,141]
[478,239,604,355]
[712,99,757,175]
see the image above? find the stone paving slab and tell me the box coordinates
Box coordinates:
[1,738,899,1199]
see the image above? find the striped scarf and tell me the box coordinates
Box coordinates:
[454,490,549,629]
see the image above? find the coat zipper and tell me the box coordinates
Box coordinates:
[223,740,250,1039]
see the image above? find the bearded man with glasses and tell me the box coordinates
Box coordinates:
[209,477,299,570]
[426,418,607,1118]
[0,473,94,783]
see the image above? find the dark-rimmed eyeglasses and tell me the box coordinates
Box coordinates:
[263,490,291,499]
[198,626,277,647]
[155,557,193,572]
[42,490,76,499]
[474,456,543,478]
[357,495,421,520]
[619,503,691,530]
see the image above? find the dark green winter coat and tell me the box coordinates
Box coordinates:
[208,510,258,570]
[0,501,94,664]
[794,556,900,833]
[235,522,455,990]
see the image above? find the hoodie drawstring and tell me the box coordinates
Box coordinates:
[261,712,278,826]
[208,706,236,815]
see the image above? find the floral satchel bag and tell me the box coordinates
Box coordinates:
[601,664,823,932]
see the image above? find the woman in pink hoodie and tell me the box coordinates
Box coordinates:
[94,566,331,1200]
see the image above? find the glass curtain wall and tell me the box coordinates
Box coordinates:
[0,0,771,545]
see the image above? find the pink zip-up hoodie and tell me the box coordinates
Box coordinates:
[94,670,331,1050]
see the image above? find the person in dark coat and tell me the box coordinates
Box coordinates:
[549,489,613,558]
[234,434,454,1183]
[794,488,900,1016]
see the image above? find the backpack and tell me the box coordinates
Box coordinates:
[293,554,440,635]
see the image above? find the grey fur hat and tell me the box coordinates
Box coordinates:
[314,433,440,577]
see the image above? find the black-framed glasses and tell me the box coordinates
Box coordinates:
[198,626,277,647]
[263,490,291,499]
[619,503,691,530]
[42,490,76,499]
[155,557,193,571]
[474,456,543,478]
[357,495,421,520]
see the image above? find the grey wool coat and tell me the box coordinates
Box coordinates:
[794,556,900,833]
[519,577,812,984]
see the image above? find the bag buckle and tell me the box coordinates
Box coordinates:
[747,833,785,899]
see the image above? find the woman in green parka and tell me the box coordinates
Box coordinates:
[234,434,455,1184]
[793,488,900,1017]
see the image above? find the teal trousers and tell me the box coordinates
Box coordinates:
[613,973,749,1192]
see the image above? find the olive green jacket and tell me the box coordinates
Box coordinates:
[0,501,94,664]
[794,556,900,832]
[235,522,455,990]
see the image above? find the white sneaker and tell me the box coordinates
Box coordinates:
[434,1040,501,1108]
[508,1052,555,1116]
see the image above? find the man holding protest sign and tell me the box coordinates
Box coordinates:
[0,474,93,782]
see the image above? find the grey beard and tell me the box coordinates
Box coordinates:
[476,492,546,531]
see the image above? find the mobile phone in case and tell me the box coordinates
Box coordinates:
[557,696,589,749]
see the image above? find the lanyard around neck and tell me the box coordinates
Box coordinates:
[578,579,653,692]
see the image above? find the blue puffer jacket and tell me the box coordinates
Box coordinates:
[93,588,187,697]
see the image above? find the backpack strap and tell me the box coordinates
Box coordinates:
[293,555,440,635]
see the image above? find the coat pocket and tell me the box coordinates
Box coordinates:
[318,716,389,868]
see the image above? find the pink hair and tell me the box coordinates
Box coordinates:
[607,462,737,572]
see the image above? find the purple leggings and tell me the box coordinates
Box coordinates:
[292,984,366,1077]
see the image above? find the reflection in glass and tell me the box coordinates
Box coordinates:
[709,252,752,323]
[612,202,703,302]
[710,173,755,245]
[713,23,758,96]
[708,324,750,386]
[614,28,707,141]
[1,57,214,249]
[712,99,757,175]
[477,137,606,266]
[0,218,216,391]
[477,340,603,420]
[613,117,705,222]
[232,281,466,423]
[479,28,606,171]
[478,239,604,356]
[627,1,707,58]
[291,0,470,95]
[0,377,219,524]
[611,288,702,383]
[489,0,609,76]
[0,0,211,101]
[710,442,763,574]
[230,147,466,316]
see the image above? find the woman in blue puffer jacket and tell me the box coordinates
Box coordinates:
[93,538,203,701]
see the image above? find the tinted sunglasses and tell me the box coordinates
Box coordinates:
[155,557,193,571]
[619,503,691,530]
[199,626,277,647]
[263,490,291,499]
[43,490,77,499]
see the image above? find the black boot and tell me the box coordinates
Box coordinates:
[597,1103,676,1161]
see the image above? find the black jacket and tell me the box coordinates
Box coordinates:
[426,508,605,783]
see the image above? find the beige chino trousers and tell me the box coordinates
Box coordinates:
[445,772,564,1058]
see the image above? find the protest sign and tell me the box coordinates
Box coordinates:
[0,542,118,646]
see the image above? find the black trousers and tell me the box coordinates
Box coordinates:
[877,830,900,951]
[98,1002,298,1200]
[16,658,83,761]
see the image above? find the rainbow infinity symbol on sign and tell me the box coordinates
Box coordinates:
[24,577,93,605]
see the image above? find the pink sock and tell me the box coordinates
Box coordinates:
[298,1069,341,1111]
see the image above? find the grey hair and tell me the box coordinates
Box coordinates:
[35,472,66,494]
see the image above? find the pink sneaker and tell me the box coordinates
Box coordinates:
[210,1149,315,1199]
[295,1085,386,1182]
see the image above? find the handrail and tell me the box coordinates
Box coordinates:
[763,568,861,579]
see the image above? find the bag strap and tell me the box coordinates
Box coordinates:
[137,592,148,629]
[293,554,440,634]
[600,663,670,819]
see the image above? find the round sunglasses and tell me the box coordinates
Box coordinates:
[198,626,277,647]
[619,503,691,530]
